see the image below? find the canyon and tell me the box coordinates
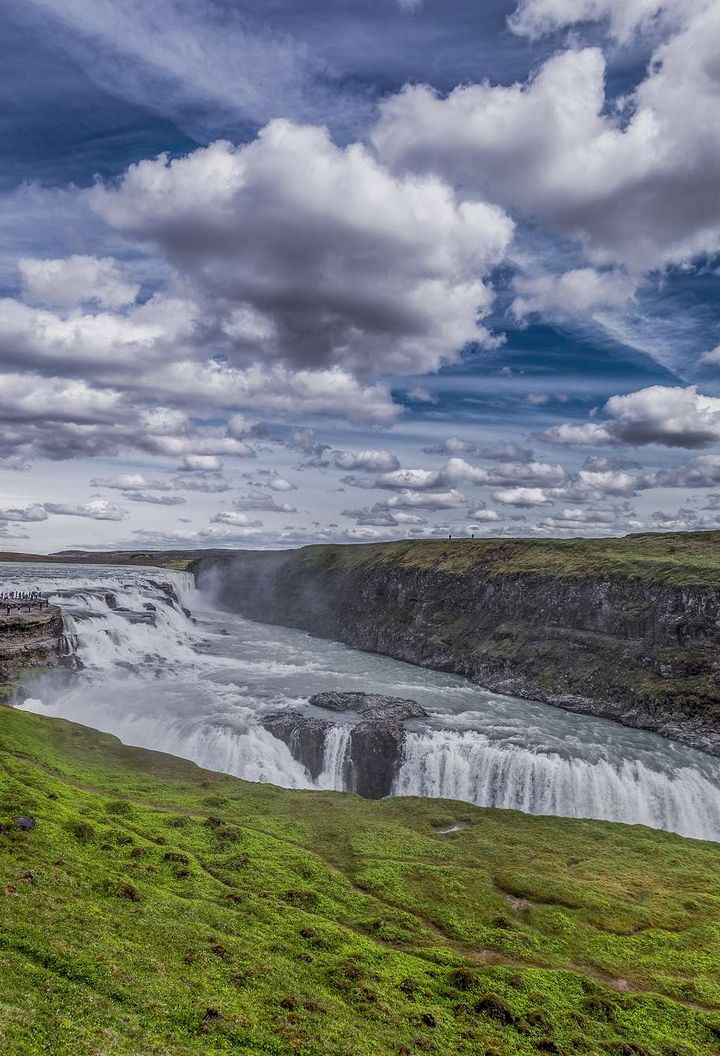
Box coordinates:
[192,533,720,755]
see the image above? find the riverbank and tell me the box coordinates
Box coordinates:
[192,533,720,756]
[2,703,720,1056]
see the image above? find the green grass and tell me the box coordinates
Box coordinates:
[1,708,720,1054]
[281,532,720,588]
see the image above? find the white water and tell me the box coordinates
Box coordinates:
[8,561,720,841]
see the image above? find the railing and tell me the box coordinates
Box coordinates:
[0,598,51,615]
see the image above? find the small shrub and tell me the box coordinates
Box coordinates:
[163,851,190,864]
[581,995,617,1023]
[97,879,141,902]
[398,977,420,997]
[449,968,479,992]
[68,820,95,844]
[283,889,318,907]
[474,993,515,1025]
[105,800,131,815]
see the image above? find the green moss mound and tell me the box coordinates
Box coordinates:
[1,707,720,1055]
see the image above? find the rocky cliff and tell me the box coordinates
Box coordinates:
[193,534,720,754]
[0,606,65,683]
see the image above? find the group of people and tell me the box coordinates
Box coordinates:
[0,589,46,606]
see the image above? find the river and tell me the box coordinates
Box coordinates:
[7,561,720,840]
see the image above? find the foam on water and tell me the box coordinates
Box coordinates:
[10,561,720,839]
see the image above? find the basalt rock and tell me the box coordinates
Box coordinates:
[263,691,427,798]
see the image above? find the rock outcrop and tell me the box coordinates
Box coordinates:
[263,691,427,798]
[0,606,65,682]
[193,537,720,755]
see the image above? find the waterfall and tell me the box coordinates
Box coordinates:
[393,730,720,841]
[316,725,352,791]
[12,561,720,842]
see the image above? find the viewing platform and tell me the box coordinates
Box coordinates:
[0,598,51,617]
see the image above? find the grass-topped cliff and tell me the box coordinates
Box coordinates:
[262,531,720,589]
[2,706,720,1055]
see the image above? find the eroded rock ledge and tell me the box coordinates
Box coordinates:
[263,691,427,798]
[0,606,65,682]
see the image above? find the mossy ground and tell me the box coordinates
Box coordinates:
[1,708,720,1055]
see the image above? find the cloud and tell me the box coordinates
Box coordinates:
[91,473,172,491]
[373,5,720,270]
[226,413,265,439]
[304,447,401,473]
[21,0,362,138]
[652,455,720,489]
[43,499,128,520]
[441,457,565,488]
[0,505,48,523]
[178,454,223,473]
[559,469,640,499]
[232,494,297,514]
[543,386,720,449]
[536,505,632,532]
[211,511,264,528]
[19,255,139,309]
[267,477,296,492]
[539,422,615,446]
[91,120,514,377]
[492,487,554,507]
[345,505,427,527]
[423,438,534,462]
[172,474,231,493]
[511,268,634,319]
[468,508,501,522]
[345,457,565,492]
[382,489,467,511]
[123,492,186,506]
[509,0,708,43]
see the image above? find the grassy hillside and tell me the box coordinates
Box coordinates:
[1,709,720,1055]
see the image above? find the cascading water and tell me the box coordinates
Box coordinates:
[8,561,720,841]
[393,730,720,842]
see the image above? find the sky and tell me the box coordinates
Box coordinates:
[1,0,720,552]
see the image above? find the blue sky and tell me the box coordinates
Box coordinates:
[1,0,720,550]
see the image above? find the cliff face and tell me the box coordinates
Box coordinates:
[0,606,65,682]
[193,537,720,754]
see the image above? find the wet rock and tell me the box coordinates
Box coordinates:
[13,816,36,830]
[104,592,118,610]
[309,691,426,722]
